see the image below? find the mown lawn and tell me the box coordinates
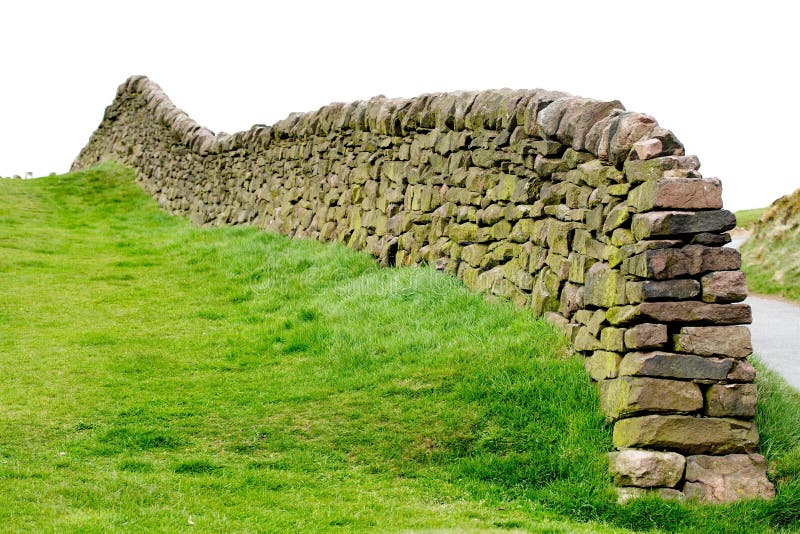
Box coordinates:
[0,164,798,533]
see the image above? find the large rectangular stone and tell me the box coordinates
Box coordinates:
[622,245,741,280]
[619,351,752,382]
[632,210,736,240]
[673,326,752,358]
[627,279,700,302]
[624,323,668,349]
[628,177,722,212]
[612,415,759,454]
[701,271,748,303]
[609,449,686,488]
[637,301,751,325]
[705,384,757,418]
[684,454,775,503]
[600,377,703,420]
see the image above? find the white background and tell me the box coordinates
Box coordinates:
[1,0,797,211]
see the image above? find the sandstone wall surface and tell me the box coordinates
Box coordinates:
[72,75,774,503]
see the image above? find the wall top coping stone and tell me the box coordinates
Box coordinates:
[117,75,684,167]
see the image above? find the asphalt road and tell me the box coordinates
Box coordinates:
[729,234,800,390]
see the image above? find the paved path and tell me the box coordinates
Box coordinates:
[728,234,800,390]
[746,295,800,390]
[729,235,748,249]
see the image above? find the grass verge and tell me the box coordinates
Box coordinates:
[0,163,798,532]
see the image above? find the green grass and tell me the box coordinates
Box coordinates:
[741,250,800,303]
[740,196,800,302]
[735,207,767,229]
[1,163,799,532]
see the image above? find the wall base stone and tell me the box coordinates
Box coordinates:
[684,454,776,503]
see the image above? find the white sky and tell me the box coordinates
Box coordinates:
[2,0,797,211]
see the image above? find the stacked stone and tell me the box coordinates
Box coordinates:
[574,153,775,503]
[72,76,774,503]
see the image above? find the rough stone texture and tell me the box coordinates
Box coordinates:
[684,454,775,503]
[673,326,752,358]
[619,351,755,382]
[600,327,625,352]
[584,262,627,308]
[585,350,622,380]
[627,279,700,302]
[623,155,701,183]
[622,246,741,280]
[705,383,757,418]
[727,359,757,382]
[613,415,759,454]
[627,177,722,212]
[609,449,686,488]
[691,232,731,246]
[631,138,665,161]
[574,326,603,351]
[624,323,668,349]
[600,377,702,420]
[636,302,752,325]
[71,75,769,501]
[631,210,736,239]
[701,271,748,303]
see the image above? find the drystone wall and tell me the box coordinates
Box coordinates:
[73,75,775,503]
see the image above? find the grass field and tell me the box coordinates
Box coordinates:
[1,164,799,532]
[734,207,767,230]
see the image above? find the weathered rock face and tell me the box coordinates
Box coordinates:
[673,326,752,358]
[609,449,686,488]
[72,75,772,503]
[600,377,703,420]
[613,415,759,454]
[684,454,775,503]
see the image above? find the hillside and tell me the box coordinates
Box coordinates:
[741,187,800,301]
[0,164,799,532]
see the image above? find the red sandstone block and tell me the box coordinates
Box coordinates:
[622,245,741,280]
[631,210,736,240]
[701,271,748,303]
[673,326,752,358]
[628,177,722,212]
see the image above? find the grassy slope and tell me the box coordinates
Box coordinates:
[740,191,800,302]
[0,164,798,533]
